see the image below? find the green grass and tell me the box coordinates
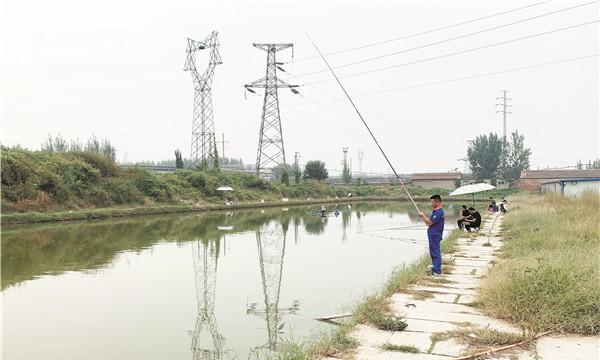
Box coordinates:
[478,193,600,335]
[381,343,420,353]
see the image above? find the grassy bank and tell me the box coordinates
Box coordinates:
[479,193,600,335]
[2,147,507,224]
[274,227,463,359]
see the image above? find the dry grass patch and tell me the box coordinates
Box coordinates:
[430,326,528,354]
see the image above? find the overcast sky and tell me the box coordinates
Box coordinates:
[2,0,598,174]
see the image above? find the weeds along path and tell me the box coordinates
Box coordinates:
[341,213,599,360]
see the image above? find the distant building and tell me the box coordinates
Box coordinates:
[516,169,600,190]
[541,178,600,196]
[410,172,462,190]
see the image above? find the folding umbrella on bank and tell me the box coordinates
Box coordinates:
[217,186,234,204]
[449,183,496,206]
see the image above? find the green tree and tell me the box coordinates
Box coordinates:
[499,131,531,182]
[281,169,290,186]
[467,133,505,181]
[272,163,293,181]
[293,165,301,184]
[303,160,328,181]
[175,149,184,169]
[213,143,220,169]
[42,134,68,152]
[100,139,116,161]
[85,135,101,153]
[342,161,352,184]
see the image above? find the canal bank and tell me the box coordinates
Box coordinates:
[1,195,481,225]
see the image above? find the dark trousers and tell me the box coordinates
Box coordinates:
[457,219,466,229]
[428,236,442,274]
[465,223,479,232]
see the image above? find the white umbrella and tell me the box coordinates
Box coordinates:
[216,186,234,191]
[449,183,495,205]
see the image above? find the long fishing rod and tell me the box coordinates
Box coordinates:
[299,24,421,213]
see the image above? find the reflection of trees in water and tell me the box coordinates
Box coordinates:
[2,201,464,288]
[302,215,327,235]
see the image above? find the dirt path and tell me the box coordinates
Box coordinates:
[341,213,599,360]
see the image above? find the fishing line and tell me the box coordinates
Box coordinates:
[360,232,429,245]
[299,23,421,213]
[360,224,428,233]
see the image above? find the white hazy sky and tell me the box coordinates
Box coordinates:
[1,0,598,174]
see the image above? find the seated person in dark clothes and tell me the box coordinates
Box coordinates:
[464,207,482,232]
[457,205,470,230]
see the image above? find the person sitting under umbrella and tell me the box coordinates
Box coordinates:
[457,205,470,230]
[463,207,482,232]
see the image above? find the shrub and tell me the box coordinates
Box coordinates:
[102,179,143,204]
[189,172,207,190]
[60,159,101,195]
[132,170,172,201]
[73,151,120,177]
[87,188,113,207]
[37,170,69,203]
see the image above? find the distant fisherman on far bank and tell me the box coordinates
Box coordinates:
[419,195,445,276]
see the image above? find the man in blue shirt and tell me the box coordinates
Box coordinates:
[419,195,445,276]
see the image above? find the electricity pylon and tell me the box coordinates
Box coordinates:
[189,239,225,360]
[244,43,299,178]
[184,31,222,168]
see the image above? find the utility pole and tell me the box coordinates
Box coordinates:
[184,31,222,168]
[495,90,512,139]
[293,151,301,183]
[358,150,364,176]
[244,43,299,178]
[342,147,350,183]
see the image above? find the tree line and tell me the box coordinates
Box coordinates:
[467,131,531,184]
[41,133,116,161]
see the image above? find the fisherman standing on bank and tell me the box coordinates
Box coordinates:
[419,195,445,276]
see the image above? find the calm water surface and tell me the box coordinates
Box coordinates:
[2,202,460,360]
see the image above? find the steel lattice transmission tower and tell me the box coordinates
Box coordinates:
[244,43,299,178]
[184,31,223,168]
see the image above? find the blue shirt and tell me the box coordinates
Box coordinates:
[427,208,445,240]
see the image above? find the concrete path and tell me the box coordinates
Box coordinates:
[339,213,600,360]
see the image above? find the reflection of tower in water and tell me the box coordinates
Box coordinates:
[341,207,351,243]
[189,239,226,360]
[248,219,300,357]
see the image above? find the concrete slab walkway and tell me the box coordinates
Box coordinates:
[339,213,600,360]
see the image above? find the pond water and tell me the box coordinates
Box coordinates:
[1,202,461,360]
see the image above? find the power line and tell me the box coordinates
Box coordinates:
[295,1,597,78]
[291,54,598,104]
[305,20,599,85]
[293,0,551,62]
